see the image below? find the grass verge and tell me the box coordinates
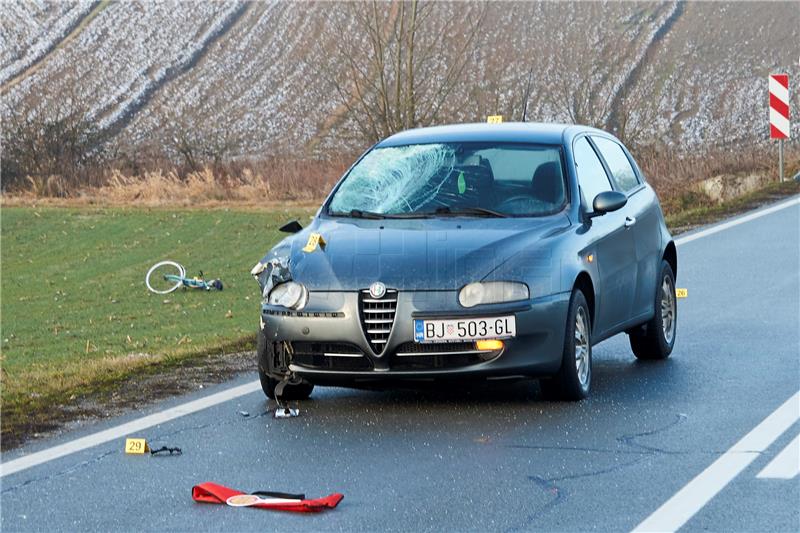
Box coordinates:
[665,179,800,234]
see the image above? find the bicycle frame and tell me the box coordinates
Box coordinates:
[146,260,223,294]
[163,274,216,291]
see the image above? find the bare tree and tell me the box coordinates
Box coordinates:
[548,56,616,129]
[152,101,244,173]
[320,0,487,144]
[613,90,663,149]
[1,88,107,192]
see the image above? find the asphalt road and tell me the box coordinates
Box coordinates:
[2,198,799,532]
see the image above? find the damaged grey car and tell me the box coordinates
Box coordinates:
[251,123,677,401]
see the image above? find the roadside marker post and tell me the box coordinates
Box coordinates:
[769,74,790,182]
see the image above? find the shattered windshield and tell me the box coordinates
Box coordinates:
[327,142,566,217]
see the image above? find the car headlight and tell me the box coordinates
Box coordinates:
[267,281,309,310]
[458,281,529,308]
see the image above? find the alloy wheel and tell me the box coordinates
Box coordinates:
[574,307,590,386]
[661,275,676,344]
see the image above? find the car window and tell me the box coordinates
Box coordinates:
[327,142,566,217]
[572,137,613,206]
[591,137,639,192]
[478,147,562,184]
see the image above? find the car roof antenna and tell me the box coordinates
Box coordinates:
[521,67,534,122]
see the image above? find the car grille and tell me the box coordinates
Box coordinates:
[290,342,373,371]
[359,288,398,354]
[390,342,502,370]
[393,341,478,355]
[390,341,501,370]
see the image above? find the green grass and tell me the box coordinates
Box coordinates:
[1,206,313,438]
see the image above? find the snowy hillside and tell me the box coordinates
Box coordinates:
[1,0,797,158]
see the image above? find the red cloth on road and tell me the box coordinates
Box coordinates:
[192,482,343,513]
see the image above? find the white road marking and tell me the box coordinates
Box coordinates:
[674,195,799,247]
[0,380,261,478]
[632,390,800,533]
[1,196,798,478]
[756,433,800,480]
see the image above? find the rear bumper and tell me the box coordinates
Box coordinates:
[260,290,570,384]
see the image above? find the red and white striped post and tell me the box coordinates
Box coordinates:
[769,74,790,182]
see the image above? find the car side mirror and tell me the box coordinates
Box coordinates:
[590,191,627,217]
[279,220,303,233]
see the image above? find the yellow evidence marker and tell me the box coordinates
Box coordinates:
[125,438,149,454]
[487,115,503,124]
[302,233,326,253]
[675,288,688,298]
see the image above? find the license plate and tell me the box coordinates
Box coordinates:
[414,316,516,343]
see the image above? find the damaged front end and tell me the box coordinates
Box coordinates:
[251,251,315,407]
[250,255,308,311]
[250,254,290,299]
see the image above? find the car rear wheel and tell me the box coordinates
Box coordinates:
[257,329,314,401]
[628,260,676,360]
[541,289,592,401]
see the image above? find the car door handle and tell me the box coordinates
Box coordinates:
[624,216,637,228]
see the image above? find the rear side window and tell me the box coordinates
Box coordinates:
[591,137,639,192]
[572,137,612,206]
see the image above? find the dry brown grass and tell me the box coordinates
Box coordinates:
[1,155,354,207]
[635,144,799,216]
[2,146,797,211]
[98,166,313,206]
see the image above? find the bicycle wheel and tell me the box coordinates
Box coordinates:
[146,261,186,294]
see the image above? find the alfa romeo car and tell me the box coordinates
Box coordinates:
[251,122,677,401]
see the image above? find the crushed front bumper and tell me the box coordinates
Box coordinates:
[260,290,571,384]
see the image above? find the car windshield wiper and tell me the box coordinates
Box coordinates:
[329,209,432,219]
[348,209,385,219]
[433,206,510,218]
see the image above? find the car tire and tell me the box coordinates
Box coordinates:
[257,329,314,401]
[541,289,592,401]
[628,260,676,360]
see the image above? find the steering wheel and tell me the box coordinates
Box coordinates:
[496,195,539,214]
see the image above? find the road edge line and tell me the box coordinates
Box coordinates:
[631,390,800,532]
[756,433,800,479]
[0,380,261,478]
[675,195,800,247]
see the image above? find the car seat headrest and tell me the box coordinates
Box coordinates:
[531,161,565,206]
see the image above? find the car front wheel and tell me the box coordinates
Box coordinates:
[257,329,314,401]
[628,260,676,360]
[541,289,592,401]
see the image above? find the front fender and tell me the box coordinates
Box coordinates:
[480,222,588,300]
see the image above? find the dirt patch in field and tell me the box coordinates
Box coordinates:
[697,173,774,204]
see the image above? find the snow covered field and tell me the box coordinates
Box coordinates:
[1,1,797,157]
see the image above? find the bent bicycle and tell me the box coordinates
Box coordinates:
[145,260,223,294]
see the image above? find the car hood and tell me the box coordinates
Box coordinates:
[261,214,571,291]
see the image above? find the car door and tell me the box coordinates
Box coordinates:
[590,136,660,322]
[572,136,637,336]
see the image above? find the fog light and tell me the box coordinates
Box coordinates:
[476,339,504,351]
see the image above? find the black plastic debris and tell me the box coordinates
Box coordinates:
[150,446,182,456]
